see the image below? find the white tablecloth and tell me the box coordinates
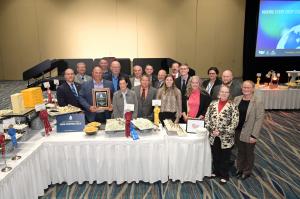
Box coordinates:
[43,131,168,185]
[167,131,211,182]
[255,88,300,109]
[0,129,212,199]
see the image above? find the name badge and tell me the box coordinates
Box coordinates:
[53,79,60,86]
[43,82,50,88]
[152,100,161,106]
[125,104,135,112]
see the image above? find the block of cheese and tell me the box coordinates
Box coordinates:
[11,93,25,114]
[21,87,43,108]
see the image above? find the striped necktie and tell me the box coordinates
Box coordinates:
[70,83,78,97]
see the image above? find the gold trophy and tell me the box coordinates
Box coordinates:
[256,73,261,87]
[154,106,160,126]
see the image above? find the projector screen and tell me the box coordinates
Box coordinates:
[256,0,300,57]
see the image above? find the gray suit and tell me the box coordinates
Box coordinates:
[112,89,138,119]
[74,74,92,84]
[133,86,157,120]
[211,80,242,100]
[78,79,113,122]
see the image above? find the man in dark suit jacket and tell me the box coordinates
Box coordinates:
[133,75,157,120]
[57,68,81,108]
[145,64,159,88]
[78,66,113,123]
[155,69,167,88]
[103,60,131,93]
[211,70,242,100]
[175,64,191,122]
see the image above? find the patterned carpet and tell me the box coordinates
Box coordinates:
[0,81,299,198]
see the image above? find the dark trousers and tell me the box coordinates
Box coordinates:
[95,112,107,123]
[159,112,176,126]
[211,137,232,180]
[237,140,256,175]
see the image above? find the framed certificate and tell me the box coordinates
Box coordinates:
[92,88,111,110]
[186,119,204,133]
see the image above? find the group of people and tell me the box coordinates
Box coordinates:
[56,58,265,185]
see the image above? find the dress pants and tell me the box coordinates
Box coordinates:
[236,139,256,175]
[211,137,232,180]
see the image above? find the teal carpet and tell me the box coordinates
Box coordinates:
[39,111,300,199]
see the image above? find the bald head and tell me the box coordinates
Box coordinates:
[64,68,75,83]
[157,69,167,81]
[133,65,142,78]
[222,70,233,85]
[92,66,103,82]
[110,61,121,76]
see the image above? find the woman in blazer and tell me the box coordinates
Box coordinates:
[234,80,264,180]
[205,85,239,184]
[112,77,138,119]
[202,67,222,96]
[182,76,211,122]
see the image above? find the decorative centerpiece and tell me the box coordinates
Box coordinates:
[105,118,126,133]
[131,118,155,131]
[256,73,261,87]
[163,119,187,136]
[266,70,279,89]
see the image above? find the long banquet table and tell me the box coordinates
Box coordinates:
[255,87,300,109]
[0,128,212,199]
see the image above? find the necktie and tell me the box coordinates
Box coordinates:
[142,89,146,101]
[182,79,186,90]
[70,84,78,97]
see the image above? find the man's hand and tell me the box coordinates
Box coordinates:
[89,106,97,112]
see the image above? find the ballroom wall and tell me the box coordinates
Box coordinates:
[0,0,245,80]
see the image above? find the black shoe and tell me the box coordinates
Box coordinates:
[235,171,243,178]
[241,174,251,180]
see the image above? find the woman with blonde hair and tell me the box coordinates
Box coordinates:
[157,74,182,123]
[182,76,211,122]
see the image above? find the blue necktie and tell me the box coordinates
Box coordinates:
[70,84,78,97]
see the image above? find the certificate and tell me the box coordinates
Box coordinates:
[186,119,204,133]
[92,88,111,110]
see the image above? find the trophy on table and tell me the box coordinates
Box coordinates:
[256,73,261,87]
[8,124,21,160]
[1,131,12,172]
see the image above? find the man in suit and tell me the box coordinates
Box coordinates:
[98,58,111,80]
[175,63,191,122]
[129,65,143,87]
[104,60,131,93]
[78,66,113,123]
[145,64,158,88]
[74,62,92,84]
[57,68,81,108]
[133,75,157,120]
[156,69,167,88]
[211,70,242,100]
[171,62,180,79]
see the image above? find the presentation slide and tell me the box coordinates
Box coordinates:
[256,0,300,57]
